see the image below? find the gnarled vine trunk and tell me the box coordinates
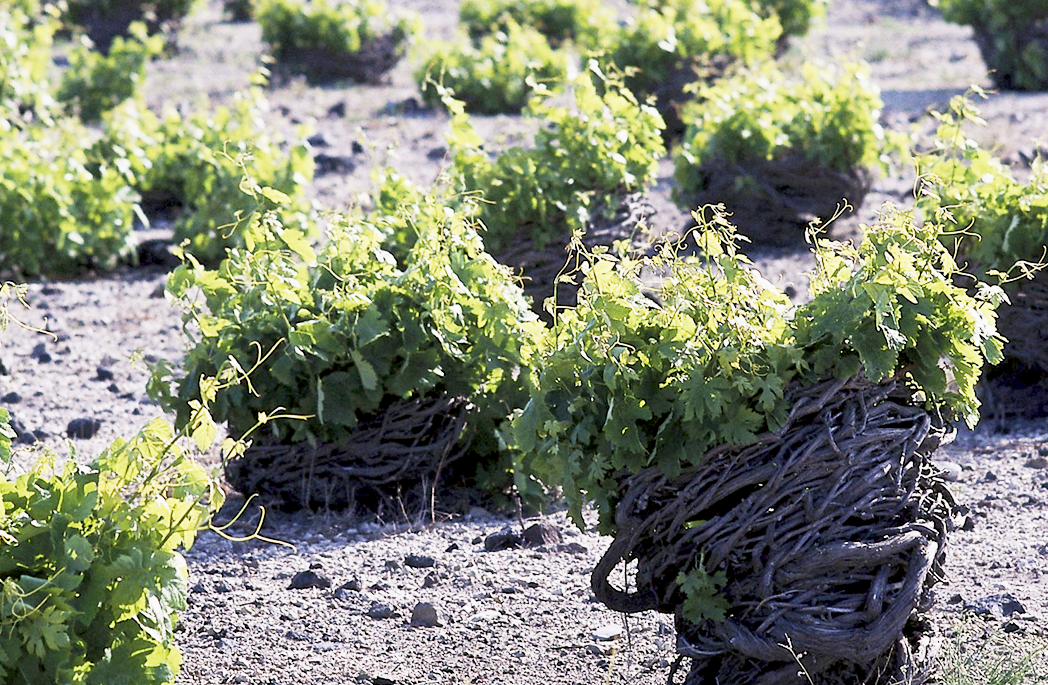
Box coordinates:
[592,376,953,684]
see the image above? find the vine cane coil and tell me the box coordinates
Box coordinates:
[275,31,404,84]
[995,273,1048,372]
[980,272,1048,419]
[224,394,470,510]
[495,192,655,319]
[591,376,954,684]
[972,18,1048,91]
[685,155,872,246]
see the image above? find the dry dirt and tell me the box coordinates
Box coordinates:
[2,0,1048,683]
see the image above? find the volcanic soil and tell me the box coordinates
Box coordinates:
[2,0,1048,683]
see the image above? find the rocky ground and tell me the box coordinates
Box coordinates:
[2,0,1048,682]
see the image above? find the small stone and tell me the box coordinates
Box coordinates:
[288,570,332,590]
[380,97,423,116]
[307,132,330,147]
[1,392,21,404]
[937,461,962,482]
[422,572,439,589]
[107,383,120,394]
[404,554,436,569]
[1024,456,1048,469]
[367,603,394,620]
[445,542,459,552]
[372,677,396,685]
[351,140,364,155]
[557,542,589,555]
[484,530,522,552]
[314,153,355,176]
[95,366,115,382]
[327,101,346,118]
[66,417,102,439]
[947,594,963,604]
[469,610,500,623]
[592,624,623,641]
[285,630,308,641]
[426,146,447,161]
[984,471,998,482]
[523,522,562,547]
[968,593,1027,619]
[30,342,50,363]
[333,578,362,598]
[1003,621,1024,634]
[409,602,440,627]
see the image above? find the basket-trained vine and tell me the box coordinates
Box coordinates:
[63,0,198,53]
[0,0,58,118]
[447,66,664,311]
[604,0,779,136]
[506,206,1004,681]
[917,94,1047,277]
[931,0,1048,91]
[416,20,567,115]
[99,91,315,263]
[674,61,888,244]
[509,208,1002,529]
[749,0,827,42]
[0,417,221,684]
[458,0,611,49]
[257,0,417,83]
[56,22,163,122]
[0,118,140,277]
[150,186,545,509]
[917,94,1048,412]
[451,65,665,254]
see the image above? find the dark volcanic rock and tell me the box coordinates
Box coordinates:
[404,554,436,569]
[484,530,522,552]
[523,522,562,548]
[66,417,102,439]
[410,602,440,627]
[367,602,394,620]
[288,570,332,590]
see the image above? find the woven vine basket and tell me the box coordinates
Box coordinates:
[69,0,183,53]
[224,394,469,510]
[591,375,954,685]
[686,154,872,247]
[650,55,733,141]
[495,192,656,318]
[994,273,1048,372]
[981,272,1048,418]
[972,18,1048,91]
[274,32,403,84]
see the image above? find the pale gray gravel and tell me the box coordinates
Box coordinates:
[3,0,1048,683]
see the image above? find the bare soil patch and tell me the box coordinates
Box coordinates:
[2,0,1048,683]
